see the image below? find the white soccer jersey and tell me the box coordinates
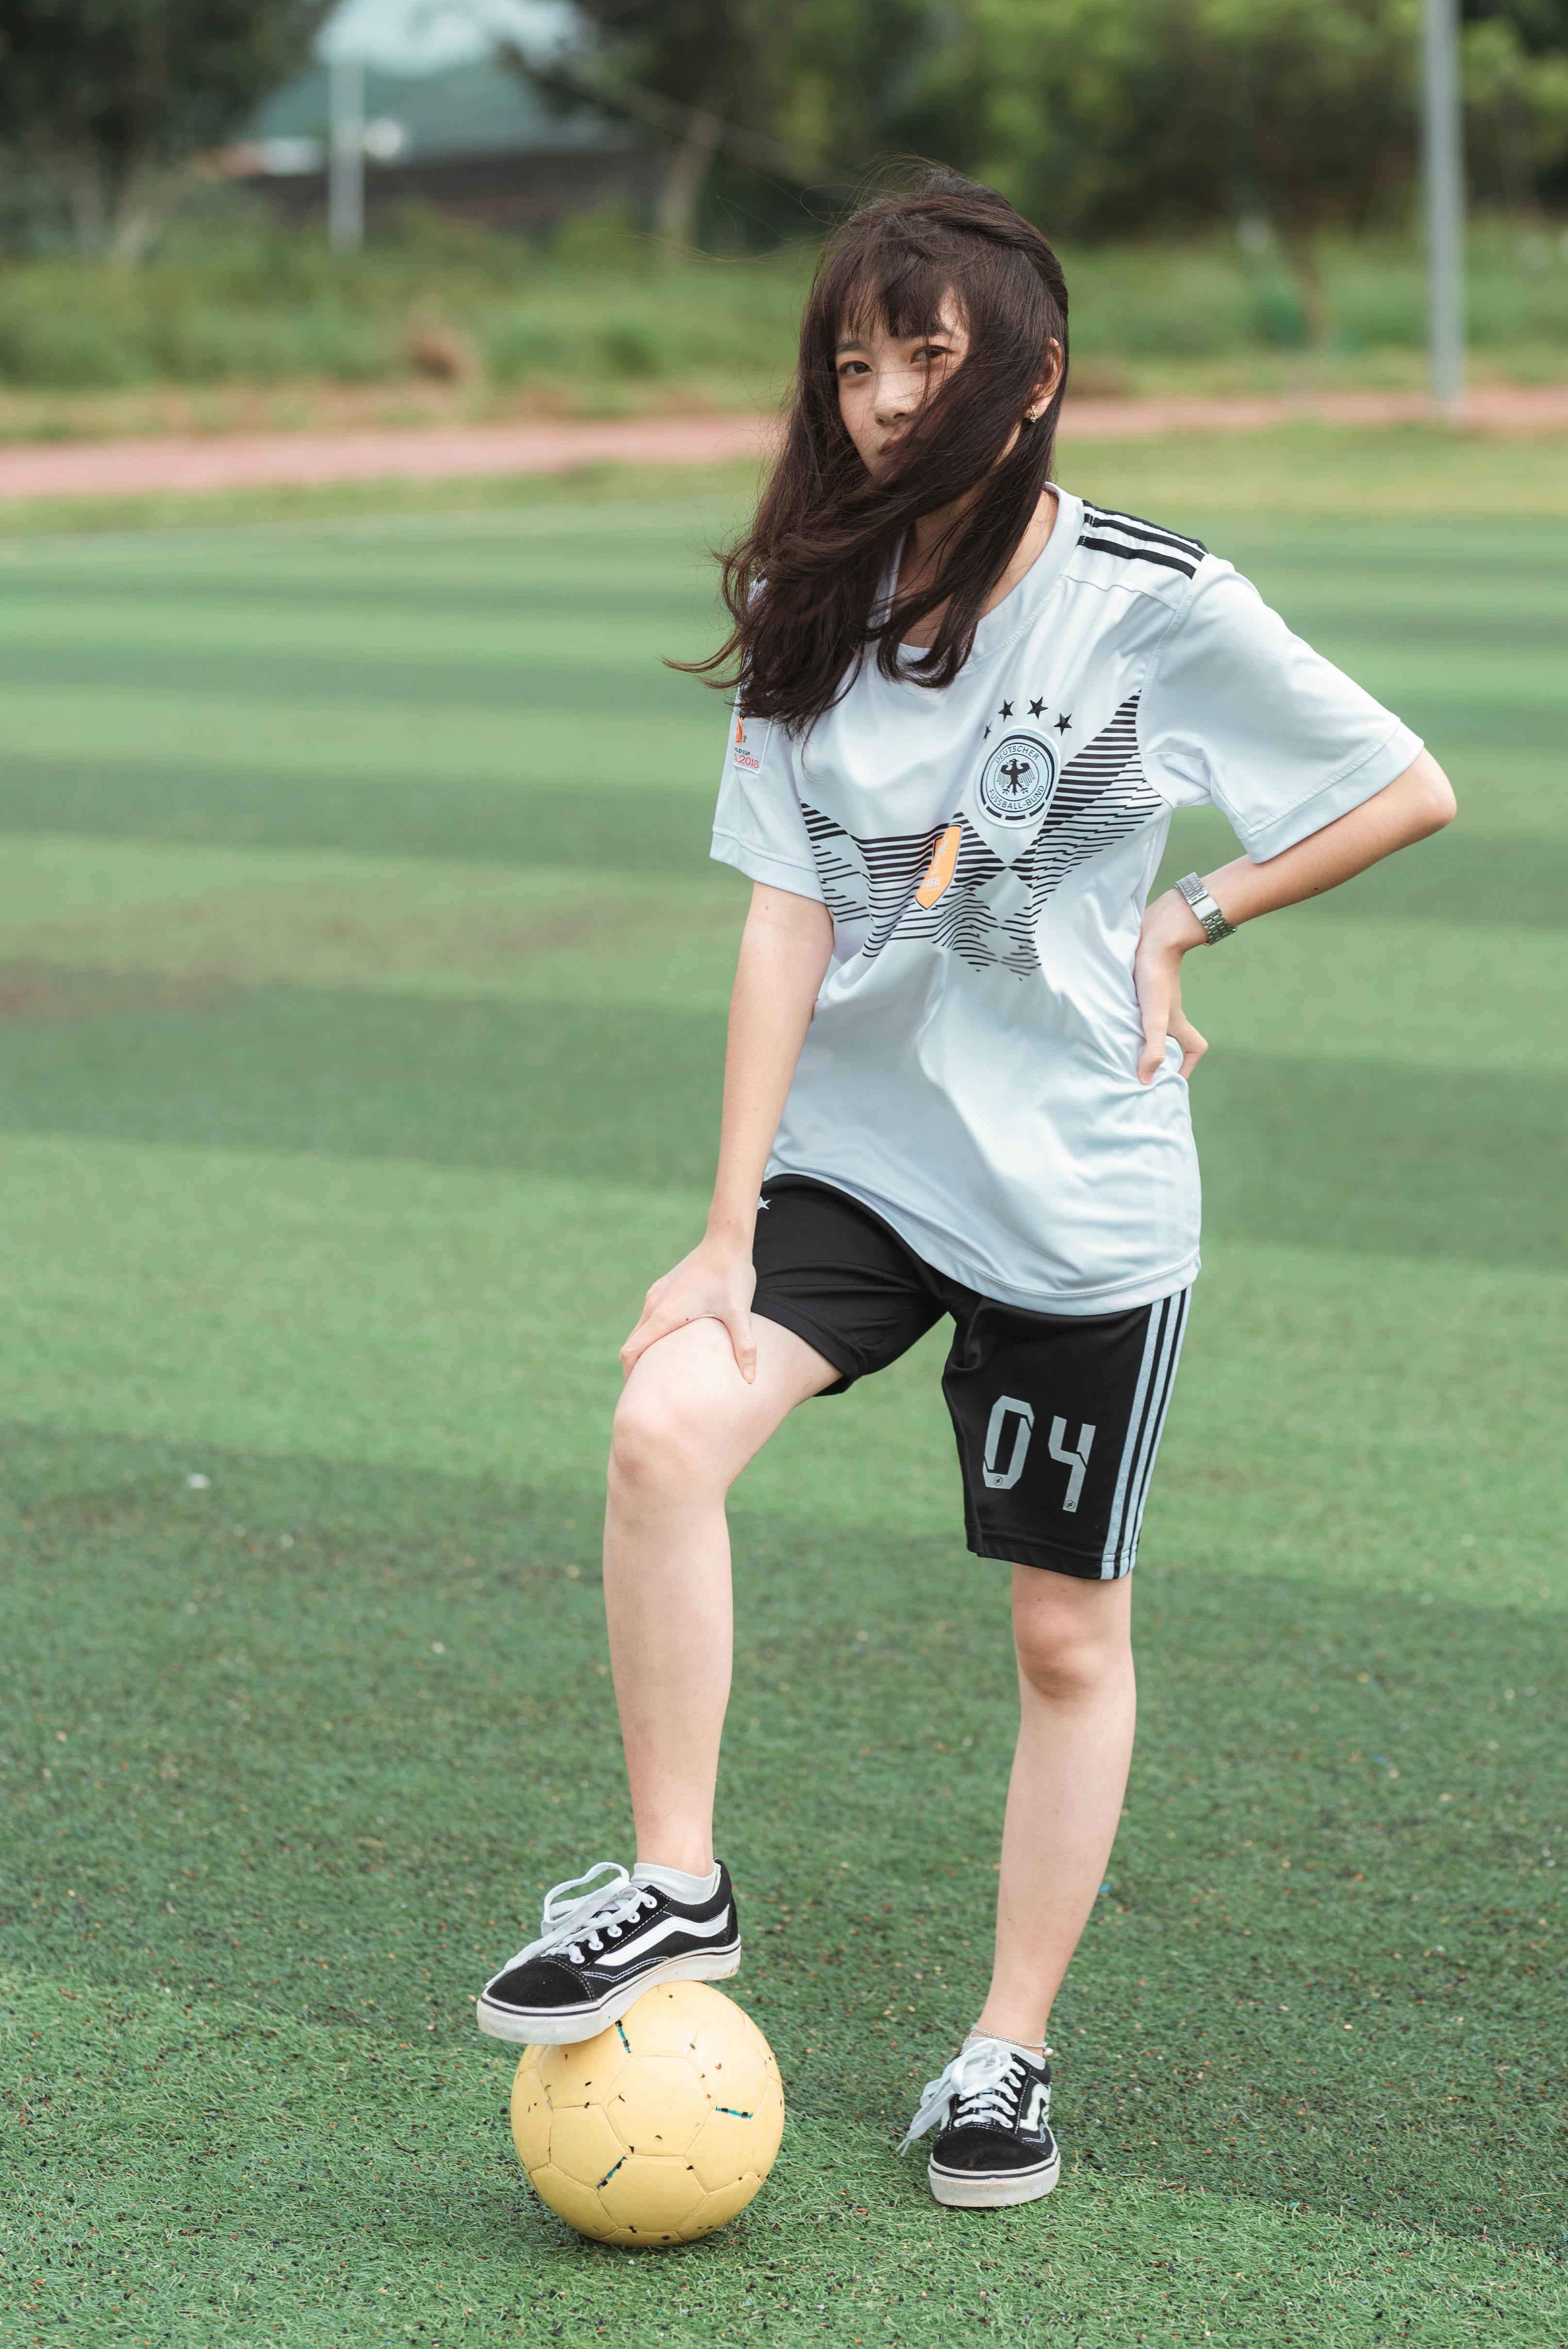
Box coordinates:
[711,489,1421,1314]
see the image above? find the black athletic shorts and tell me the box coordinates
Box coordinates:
[751,1176,1190,1580]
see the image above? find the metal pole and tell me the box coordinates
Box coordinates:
[329,53,364,253]
[1422,0,1466,420]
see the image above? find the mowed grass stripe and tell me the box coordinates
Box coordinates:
[13,616,1563,728]
[0,762,718,873]
[0,691,716,792]
[2,766,1566,931]
[3,503,1564,782]
[0,1134,1561,1610]
[0,982,1561,1262]
[1,832,1564,1044]
[1,657,1561,753]
[6,650,1566,767]
[0,572,718,626]
[0,641,709,713]
[0,838,748,1014]
[0,484,748,570]
[7,562,1564,675]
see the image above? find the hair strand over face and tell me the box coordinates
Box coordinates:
[672,169,1069,730]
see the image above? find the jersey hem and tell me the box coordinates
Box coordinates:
[766,1165,1201,1316]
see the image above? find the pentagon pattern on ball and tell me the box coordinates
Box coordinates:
[510,1982,785,2247]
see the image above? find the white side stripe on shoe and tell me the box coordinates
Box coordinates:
[594,1909,735,1969]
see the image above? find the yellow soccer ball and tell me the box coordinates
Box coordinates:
[510,1981,784,2247]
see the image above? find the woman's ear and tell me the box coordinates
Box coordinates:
[1025,338,1065,421]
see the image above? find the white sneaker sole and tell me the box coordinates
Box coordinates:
[927,2145,1062,2208]
[475,1943,742,2047]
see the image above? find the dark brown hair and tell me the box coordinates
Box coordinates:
[680,169,1069,730]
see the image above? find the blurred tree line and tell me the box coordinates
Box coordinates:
[1,0,1566,298]
[514,0,1568,337]
[0,0,330,259]
[545,0,1568,243]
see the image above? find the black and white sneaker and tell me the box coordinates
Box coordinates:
[475,1860,741,2046]
[899,2036,1061,2207]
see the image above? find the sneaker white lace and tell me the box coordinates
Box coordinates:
[500,1860,658,1971]
[899,2037,1023,2152]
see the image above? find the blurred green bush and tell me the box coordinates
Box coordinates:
[0,208,1562,394]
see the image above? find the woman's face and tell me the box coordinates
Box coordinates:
[835,299,970,478]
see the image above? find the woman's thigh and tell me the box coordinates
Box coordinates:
[612,1311,841,1494]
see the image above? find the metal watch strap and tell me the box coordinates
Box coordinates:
[1174,871,1236,944]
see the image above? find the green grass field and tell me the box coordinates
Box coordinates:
[1,437,1565,2348]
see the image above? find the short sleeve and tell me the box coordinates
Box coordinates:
[1139,560,1423,862]
[710,702,825,901]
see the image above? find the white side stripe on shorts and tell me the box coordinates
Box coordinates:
[1099,1289,1190,1579]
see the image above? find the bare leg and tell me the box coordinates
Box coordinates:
[603,1314,838,1875]
[974,1568,1136,2045]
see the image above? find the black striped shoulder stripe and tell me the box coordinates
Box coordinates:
[1082,503,1205,558]
[1078,504,1205,580]
[1076,532,1198,580]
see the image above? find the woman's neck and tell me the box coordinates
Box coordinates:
[896,488,1058,651]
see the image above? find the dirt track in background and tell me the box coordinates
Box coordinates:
[1,383,1565,503]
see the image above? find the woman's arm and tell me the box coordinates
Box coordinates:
[620,881,835,1382]
[1135,747,1457,1084]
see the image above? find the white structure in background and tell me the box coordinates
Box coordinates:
[320,0,573,74]
[316,0,570,248]
[329,54,365,249]
[256,136,326,174]
[1422,0,1467,420]
[327,59,406,249]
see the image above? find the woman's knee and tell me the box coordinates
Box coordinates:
[1012,1576,1131,1702]
[609,1369,726,1504]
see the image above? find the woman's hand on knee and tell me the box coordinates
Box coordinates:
[619,1236,759,1384]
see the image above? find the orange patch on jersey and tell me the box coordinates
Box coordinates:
[736,713,746,744]
[915,824,962,909]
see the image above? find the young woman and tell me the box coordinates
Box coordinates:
[476,173,1455,2208]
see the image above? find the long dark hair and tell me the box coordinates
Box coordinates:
[680,169,1069,730]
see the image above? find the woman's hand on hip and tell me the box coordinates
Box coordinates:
[620,1233,760,1384]
[1134,888,1209,1085]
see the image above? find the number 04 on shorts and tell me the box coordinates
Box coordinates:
[750,1176,1190,1579]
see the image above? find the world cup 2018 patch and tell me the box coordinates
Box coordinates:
[733,714,770,773]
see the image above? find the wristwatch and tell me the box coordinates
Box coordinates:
[1174,871,1236,944]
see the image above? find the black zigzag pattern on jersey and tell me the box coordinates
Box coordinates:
[799,696,1164,979]
[1012,695,1166,927]
[1077,503,1205,580]
[800,803,1018,974]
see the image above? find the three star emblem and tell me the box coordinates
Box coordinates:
[992,698,1071,734]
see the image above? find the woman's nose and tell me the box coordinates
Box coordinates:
[873,369,919,424]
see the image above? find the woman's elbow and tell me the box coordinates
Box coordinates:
[1403,751,1457,840]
